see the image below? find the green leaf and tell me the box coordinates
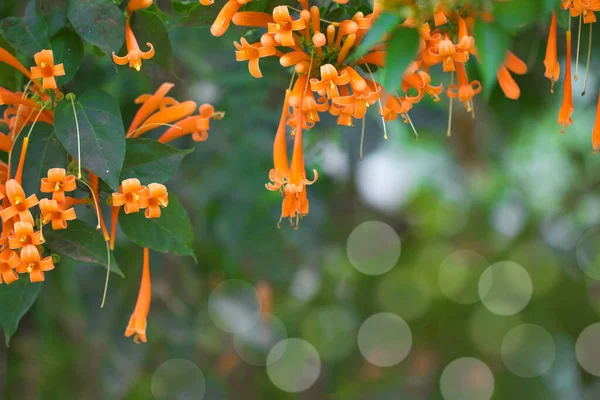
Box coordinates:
[41,0,69,37]
[350,12,399,62]
[50,28,84,86]
[67,0,125,57]
[474,20,510,98]
[173,0,201,14]
[181,3,221,27]
[54,90,126,191]
[44,220,123,277]
[120,192,195,259]
[0,13,51,58]
[382,27,420,93]
[121,138,193,184]
[0,37,21,91]
[10,122,67,198]
[494,0,539,30]
[129,10,174,72]
[0,278,42,346]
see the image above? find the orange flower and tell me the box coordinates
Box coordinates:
[29,49,65,90]
[234,37,276,78]
[158,104,216,143]
[208,0,252,37]
[446,62,481,111]
[125,248,151,343]
[128,83,177,135]
[40,168,76,203]
[39,198,77,230]
[16,245,54,283]
[127,0,153,14]
[544,12,560,92]
[310,64,351,99]
[433,3,448,26]
[0,179,39,224]
[268,6,306,47]
[266,90,291,192]
[0,249,20,285]
[112,21,154,71]
[558,30,574,134]
[112,178,149,214]
[232,11,274,28]
[592,92,600,152]
[497,51,527,100]
[8,221,44,249]
[145,183,168,219]
[129,101,197,138]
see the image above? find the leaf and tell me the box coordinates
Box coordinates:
[50,28,84,86]
[54,90,126,191]
[67,0,125,57]
[350,12,399,62]
[494,0,539,30]
[382,27,420,93]
[41,0,69,37]
[129,10,174,72]
[10,122,67,198]
[0,13,51,58]
[120,192,195,259]
[0,278,42,346]
[474,20,510,98]
[0,37,21,91]
[121,138,193,184]
[181,3,221,27]
[44,220,123,277]
[173,0,202,14]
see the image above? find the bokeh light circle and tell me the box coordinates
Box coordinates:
[375,268,432,320]
[478,261,532,315]
[501,324,556,378]
[357,312,412,367]
[151,359,206,400]
[207,279,261,334]
[468,307,523,356]
[576,323,600,376]
[440,357,494,400]
[346,221,401,275]
[301,305,357,361]
[266,338,321,393]
[233,313,288,366]
[439,250,488,304]
[576,228,600,279]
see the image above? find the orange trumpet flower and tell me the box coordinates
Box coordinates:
[125,247,151,343]
[8,221,44,249]
[234,37,276,78]
[266,90,291,192]
[0,47,32,79]
[112,21,155,71]
[112,178,149,214]
[158,104,215,143]
[268,6,306,47]
[40,168,77,203]
[208,0,251,37]
[0,249,20,285]
[145,183,168,219]
[127,0,153,14]
[39,198,77,230]
[558,30,574,134]
[128,83,177,134]
[592,92,600,152]
[30,49,65,90]
[310,64,351,99]
[0,179,39,224]
[446,62,481,111]
[544,12,560,92]
[16,245,54,283]
[497,51,527,100]
[129,101,197,138]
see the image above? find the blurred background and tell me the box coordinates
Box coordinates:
[3,0,600,399]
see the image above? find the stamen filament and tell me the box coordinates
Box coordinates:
[582,23,592,96]
[447,71,454,137]
[575,15,582,81]
[360,116,365,160]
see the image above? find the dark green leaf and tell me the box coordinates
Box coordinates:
[44,220,123,277]
[474,20,510,98]
[41,0,69,37]
[382,27,420,93]
[181,3,221,27]
[54,90,126,191]
[494,0,539,30]
[10,122,67,198]
[0,13,51,58]
[0,278,42,346]
[173,0,199,14]
[121,138,194,183]
[129,10,174,72]
[120,192,195,259]
[350,12,399,62]
[67,0,125,57]
[0,37,21,91]
[50,28,84,86]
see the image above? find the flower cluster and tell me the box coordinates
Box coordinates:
[200,0,526,226]
[111,178,169,218]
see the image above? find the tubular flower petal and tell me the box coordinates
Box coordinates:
[128,83,176,134]
[40,168,76,203]
[131,101,198,138]
[558,30,574,133]
[544,12,560,91]
[112,21,154,71]
[8,221,44,249]
[268,6,306,47]
[234,37,276,78]
[0,179,38,224]
[15,244,54,283]
[125,248,151,343]
[145,183,168,219]
[39,198,77,230]
[497,52,527,100]
[112,178,149,214]
[30,49,65,90]
[0,47,31,79]
[266,90,291,192]
[210,0,245,37]
[0,249,20,285]
[232,11,274,27]
[127,0,153,14]
[310,64,351,99]
[593,92,600,152]
[446,62,481,111]
[158,104,216,143]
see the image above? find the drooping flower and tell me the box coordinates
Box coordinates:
[266,90,291,192]
[497,51,527,100]
[145,183,168,219]
[30,49,65,90]
[446,62,481,111]
[39,198,77,230]
[544,12,560,92]
[208,0,253,37]
[0,179,39,224]
[129,101,197,138]
[125,248,151,343]
[558,30,574,134]
[128,83,177,135]
[16,245,54,283]
[0,249,20,285]
[310,64,351,99]
[112,21,155,71]
[8,221,44,249]
[112,178,149,214]
[268,6,306,47]
[592,92,600,152]
[40,168,77,203]
[157,104,217,143]
[234,37,276,78]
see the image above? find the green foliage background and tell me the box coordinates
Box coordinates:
[2,0,600,399]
